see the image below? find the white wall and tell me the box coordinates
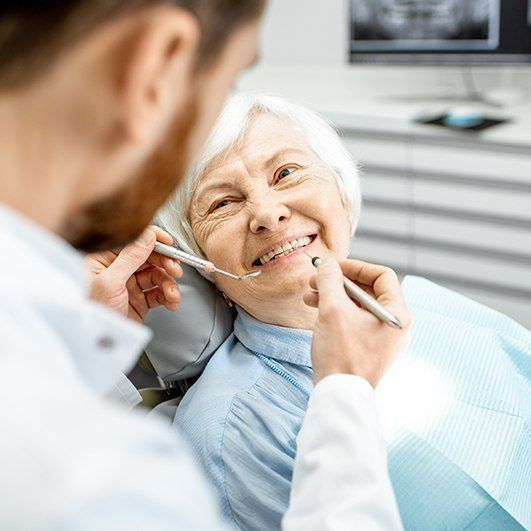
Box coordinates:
[259,0,349,65]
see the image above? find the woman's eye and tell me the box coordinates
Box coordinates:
[275,166,298,182]
[212,199,231,211]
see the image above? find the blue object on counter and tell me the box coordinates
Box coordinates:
[443,107,485,128]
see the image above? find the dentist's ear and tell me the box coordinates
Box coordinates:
[115,4,200,145]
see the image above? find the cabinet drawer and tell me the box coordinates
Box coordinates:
[412,143,531,185]
[414,213,531,256]
[415,247,531,292]
[350,236,410,269]
[343,136,408,170]
[413,179,531,221]
[361,173,410,203]
[358,204,411,237]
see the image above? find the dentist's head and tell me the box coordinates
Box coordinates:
[160,93,361,327]
[0,0,264,252]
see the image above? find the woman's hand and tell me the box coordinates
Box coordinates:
[304,258,411,388]
[84,226,183,323]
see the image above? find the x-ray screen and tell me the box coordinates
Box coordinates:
[351,0,500,52]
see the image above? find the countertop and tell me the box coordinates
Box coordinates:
[238,64,531,150]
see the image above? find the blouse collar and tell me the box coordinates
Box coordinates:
[234,306,312,368]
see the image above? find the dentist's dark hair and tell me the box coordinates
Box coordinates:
[0,0,264,88]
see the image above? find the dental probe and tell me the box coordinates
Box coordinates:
[303,251,402,330]
[154,242,261,281]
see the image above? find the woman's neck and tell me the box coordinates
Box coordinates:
[237,295,317,330]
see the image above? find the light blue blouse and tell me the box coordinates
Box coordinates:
[173,277,530,531]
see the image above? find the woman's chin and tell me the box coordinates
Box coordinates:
[250,267,313,301]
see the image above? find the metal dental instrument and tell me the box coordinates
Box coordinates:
[302,250,402,329]
[154,241,261,281]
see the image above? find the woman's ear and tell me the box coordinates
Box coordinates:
[345,201,358,237]
[221,291,234,308]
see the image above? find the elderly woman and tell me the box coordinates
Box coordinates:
[158,94,529,530]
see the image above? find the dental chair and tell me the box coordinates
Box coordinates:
[139,265,530,529]
[136,263,235,417]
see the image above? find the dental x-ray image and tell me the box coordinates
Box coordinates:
[351,0,500,50]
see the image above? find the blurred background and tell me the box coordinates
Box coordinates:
[239,0,531,328]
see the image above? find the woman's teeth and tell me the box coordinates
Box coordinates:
[258,236,313,265]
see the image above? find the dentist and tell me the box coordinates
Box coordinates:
[0,1,410,529]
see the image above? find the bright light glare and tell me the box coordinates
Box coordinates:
[376,360,453,437]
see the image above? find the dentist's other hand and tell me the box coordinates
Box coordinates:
[304,258,411,388]
[85,226,183,323]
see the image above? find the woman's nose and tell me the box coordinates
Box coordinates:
[249,195,291,234]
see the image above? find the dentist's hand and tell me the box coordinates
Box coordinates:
[84,226,183,323]
[304,258,411,388]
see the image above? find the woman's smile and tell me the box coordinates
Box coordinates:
[250,233,317,269]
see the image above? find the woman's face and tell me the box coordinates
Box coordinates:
[189,113,352,315]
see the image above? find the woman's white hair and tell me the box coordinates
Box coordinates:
[158,92,361,258]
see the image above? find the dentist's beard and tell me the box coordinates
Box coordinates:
[63,97,197,253]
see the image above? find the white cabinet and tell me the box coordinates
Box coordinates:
[412,179,531,221]
[413,214,531,256]
[343,137,410,169]
[345,132,531,329]
[412,142,531,185]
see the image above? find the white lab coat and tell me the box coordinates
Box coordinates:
[0,205,402,530]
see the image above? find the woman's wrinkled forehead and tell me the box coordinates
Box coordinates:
[233,112,309,163]
[193,113,313,194]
